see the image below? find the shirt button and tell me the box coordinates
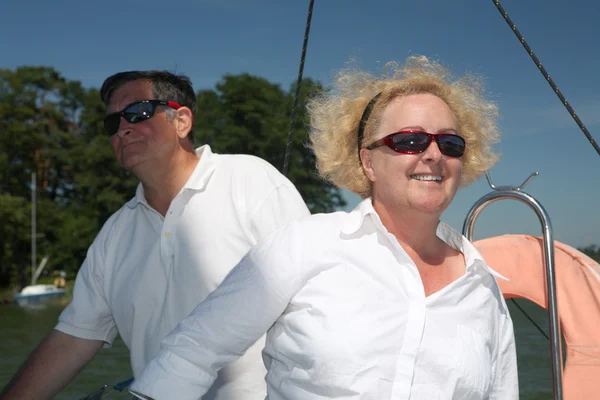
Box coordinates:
[164,232,171,237]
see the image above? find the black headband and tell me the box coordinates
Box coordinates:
[357,92,382,157]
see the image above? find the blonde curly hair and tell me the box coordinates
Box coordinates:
[307,56,500,198]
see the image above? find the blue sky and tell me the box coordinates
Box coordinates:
[2,0,599,247]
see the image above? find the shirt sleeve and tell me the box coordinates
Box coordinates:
[130,220,316,400]
[489,306,519,399]
[55,232,118,346]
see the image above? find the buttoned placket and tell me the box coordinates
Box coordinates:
[161,190,196,269]
[382,229,428,400]
[161,196,181,268]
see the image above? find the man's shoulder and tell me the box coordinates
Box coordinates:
[210,152,298,196]
[213,153,284,178]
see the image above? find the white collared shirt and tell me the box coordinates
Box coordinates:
[56,145,310,399]
[131,198,518,400]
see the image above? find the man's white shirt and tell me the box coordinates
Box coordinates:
[56,145,310,399]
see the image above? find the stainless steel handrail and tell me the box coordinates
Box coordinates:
[462,171,563,400]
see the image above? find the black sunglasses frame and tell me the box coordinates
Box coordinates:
[104,100,182,135]
[366,130,466,158]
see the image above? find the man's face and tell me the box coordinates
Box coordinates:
[107,80,179,171]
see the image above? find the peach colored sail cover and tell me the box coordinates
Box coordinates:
[474,234,600,399]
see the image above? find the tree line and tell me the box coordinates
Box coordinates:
[0,66,345,290]
[1,66,598,291]
[579,245,600,263]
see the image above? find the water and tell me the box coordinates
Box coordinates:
[508,300,554,400]
[0,300,554,399]
[0,300,132,400]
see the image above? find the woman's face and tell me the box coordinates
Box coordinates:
[361,93,463,217]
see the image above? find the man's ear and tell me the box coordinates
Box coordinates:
[360,148,376,183]
[174,107,194,140]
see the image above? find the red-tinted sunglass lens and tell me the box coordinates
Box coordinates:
[436,135,465,157]
[390,133,430,153]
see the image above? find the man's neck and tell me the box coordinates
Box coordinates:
[138,149,199,216]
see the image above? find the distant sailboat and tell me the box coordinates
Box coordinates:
[13,172,66,306]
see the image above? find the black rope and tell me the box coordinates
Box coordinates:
[492,0,600,156]
[282,0,315,176]
[510,298,550,340]
[493,0,582,344]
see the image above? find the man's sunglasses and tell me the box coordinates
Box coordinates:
[366,130,466,158]
[104,100,182,135]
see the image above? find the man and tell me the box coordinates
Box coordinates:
[1,71,310,400]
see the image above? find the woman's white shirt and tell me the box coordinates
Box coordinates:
[131,198,518,400]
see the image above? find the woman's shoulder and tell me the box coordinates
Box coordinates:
[249,210,350,261]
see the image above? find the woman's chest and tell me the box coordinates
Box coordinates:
[267,264,499,396]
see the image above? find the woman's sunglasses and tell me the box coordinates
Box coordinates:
[366,130,466,158]
[104,100,182,135]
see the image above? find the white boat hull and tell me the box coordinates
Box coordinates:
[13,284,66,306]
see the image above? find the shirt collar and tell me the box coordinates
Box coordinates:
[436,222,508,281]
[182,145,217,191]
[339,197,378,235]
[126,145,217,209]
[339,197,508,281]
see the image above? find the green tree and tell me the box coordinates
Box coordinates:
[0,194,30,289]
[0,66,72,288]
[0,67,137,288]
[0,68,345,290]
[194,74,345,213]
[578,245,600,263]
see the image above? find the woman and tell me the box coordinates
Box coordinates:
[130,56,518,400]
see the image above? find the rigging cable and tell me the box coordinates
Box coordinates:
[282,0,315,176]
[510,299,550,340]
[493,0,581,341]
[492,0,600,156]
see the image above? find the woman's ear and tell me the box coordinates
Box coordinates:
[174,107,194,140]
[360,148,376,182]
